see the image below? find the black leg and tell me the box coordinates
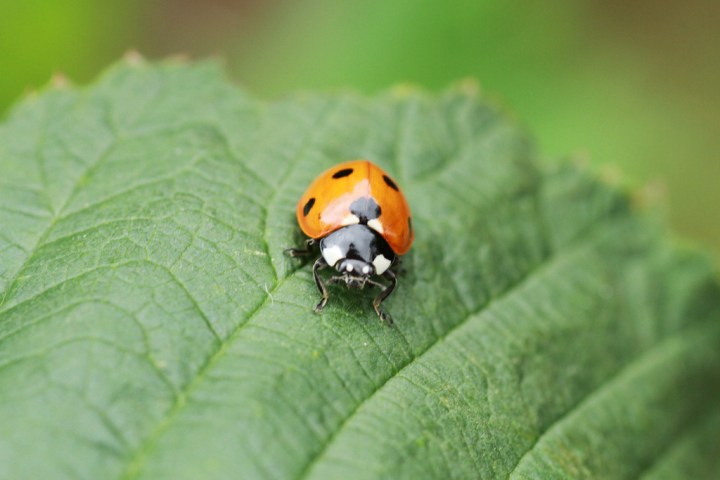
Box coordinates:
[365,278,385,289]
[373,270,397,326]
[285,238,316,258]
[312,257,330,312]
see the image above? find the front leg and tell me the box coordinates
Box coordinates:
[284,238,316,258]
[312,257,330,312]
[372,270,397,326]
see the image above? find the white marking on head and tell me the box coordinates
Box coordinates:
[322,245,344,267]
[362,265,370,274]
[346,263,354,272]
[341,214,360,226]
[367,218,384,234]
[372,254,392,275]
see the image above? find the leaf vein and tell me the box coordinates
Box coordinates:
[506,319,720,479]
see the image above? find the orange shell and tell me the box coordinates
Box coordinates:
[296,160,414,255]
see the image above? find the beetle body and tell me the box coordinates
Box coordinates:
[287,160,413,324]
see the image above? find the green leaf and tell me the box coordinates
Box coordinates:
[1,59,719,480]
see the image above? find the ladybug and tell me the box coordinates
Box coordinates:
[286,160,414,324]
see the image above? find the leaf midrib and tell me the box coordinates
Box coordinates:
[120,273,285,479]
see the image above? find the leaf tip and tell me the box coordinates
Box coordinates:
[123,50,146,66]
[598,164,627,188]
[50,72,71,89]
[23,86,39,101]
[452,77,482,97]
[569,151,592,169]
[390,83,424,98]
[165,52,193,65]
[632,180,667,210]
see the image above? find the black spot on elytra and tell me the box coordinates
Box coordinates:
[332,168,354,179]
[408,217,413,232]
[303,197,316,216]
[383,175,399,191]
[349,197,381,223]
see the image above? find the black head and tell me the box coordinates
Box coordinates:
[336,258,374,276]
[320,224,395,286]
[333,258,374,288]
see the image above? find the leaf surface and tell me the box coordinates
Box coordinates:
[0,60,719,480]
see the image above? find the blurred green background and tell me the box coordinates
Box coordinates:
[2,0,718,255]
